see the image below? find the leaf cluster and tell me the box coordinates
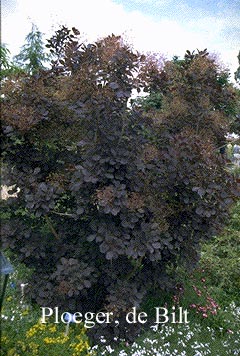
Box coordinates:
[0,45,24,79]
[136,49,238,146]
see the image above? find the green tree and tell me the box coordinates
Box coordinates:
[14,24,50,74]
[0,44,11,69]
[234,50,240,83]
[0,44,23,79]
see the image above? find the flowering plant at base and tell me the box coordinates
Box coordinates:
[1,318,90,356]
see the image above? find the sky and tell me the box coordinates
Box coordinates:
[2,0,240,80]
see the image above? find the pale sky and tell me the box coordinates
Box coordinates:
[2,0,240,80]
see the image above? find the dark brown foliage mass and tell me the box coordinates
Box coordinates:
[1,28,239,342]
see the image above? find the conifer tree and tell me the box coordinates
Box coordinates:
[234,50,240,84]
[14,24,49,74]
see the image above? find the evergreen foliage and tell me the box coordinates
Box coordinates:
[234,50,240,84]
[13,24,50,74]
[0,44,23,79]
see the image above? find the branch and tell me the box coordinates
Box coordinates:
[50,210,75,218]
[126,256,144,281]
[45,215,60,240]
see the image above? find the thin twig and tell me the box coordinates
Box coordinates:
[51,211,75,218]
[45,215,60,240]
